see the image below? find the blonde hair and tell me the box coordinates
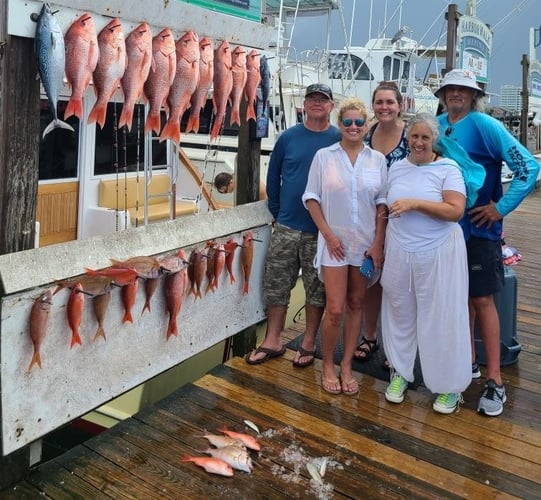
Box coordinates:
[337,97,368,122]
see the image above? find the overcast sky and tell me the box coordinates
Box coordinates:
[289,0,538,104]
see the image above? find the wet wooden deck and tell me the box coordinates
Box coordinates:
[3,190,541,499]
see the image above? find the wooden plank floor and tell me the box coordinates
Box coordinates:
[3,190,541,499]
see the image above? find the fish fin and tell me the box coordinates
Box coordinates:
[87,103,106,129]
[70,331,82,348]
[166,320,178,340]
[28,352,42,372]
[210,116,223,141]
[243,281,249,295]
[229,109,241,127]
[93,326,106,342]
[159,119,181,144]
[141,301,151,315]
[185,114,200,134]
[246,102,256,122]
[230,275,236,284]
[43,119,75,138]
[145,113,162,136]
[118,105,134,131]
[123,311,133,323]
[64,98,83,121]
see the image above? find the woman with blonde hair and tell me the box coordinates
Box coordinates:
[303,97,388,395]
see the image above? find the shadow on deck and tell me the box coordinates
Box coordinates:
[3,191,541,499]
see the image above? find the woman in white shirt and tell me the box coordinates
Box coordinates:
[303,97,388,395]
[381,112,471,414]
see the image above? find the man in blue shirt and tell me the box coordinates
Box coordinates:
[435,69,539,416]
[245,83,341,366]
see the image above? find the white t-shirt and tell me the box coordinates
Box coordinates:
[386,157,466,252]
[303,143,387,269]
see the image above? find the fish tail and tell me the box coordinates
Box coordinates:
[246,103,257,122]
[141,301,151,315]
[71,330,82,348]
[64,97,83,121]
[93,326,106,342]
[210,116,223,140]
[43,119,75,138]
[28,351,42,372]
[185,114,199,134]
[118,105,134,131]
[230,274,236,284]
[229,109,241,127]
[123,310,133,323]
[159,119,181,145]
[145,113,162,136]
[243,280,249,295]
[166,319,178,340]
[87,103,107,129]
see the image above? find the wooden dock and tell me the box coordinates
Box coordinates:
[3,190,541,499]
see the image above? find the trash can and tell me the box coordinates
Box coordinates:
[474,265,521,366]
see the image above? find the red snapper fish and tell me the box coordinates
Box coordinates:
[223,238,239,284]
[28,290,53,372]
[144,28,176,135]
[229,45,247,127]
[212,243,226,290]
[186,37,214,134]
[202,445,253,473]
[85,266,138,287]
[205,242,217,293]
[63,13,99,120]
[118,22,153,131]
[210,40,233,140]
[87,19,127,129]
[187,248,206,300]
[110,256,163,279]
[164,249,188,339]
[244,49,261,122]
[121,279,138,323]
[218,426,261,451]
[160,31,200,144]
[67,283,84,348]
[180,455,233,477]
[241,231,254,295]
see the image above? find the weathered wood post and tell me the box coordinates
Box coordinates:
[0,18,41,488]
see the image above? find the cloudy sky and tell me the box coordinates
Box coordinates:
[289,0,538,104]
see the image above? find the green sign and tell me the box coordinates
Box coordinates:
[178,0,261,22]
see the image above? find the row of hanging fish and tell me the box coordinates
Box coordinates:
[27,232,258,372]
[34,3,272,141]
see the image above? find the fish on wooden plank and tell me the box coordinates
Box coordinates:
[180,455,234,477]
[202,445,253,473]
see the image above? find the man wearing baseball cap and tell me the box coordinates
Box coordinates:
[435,69,539,416]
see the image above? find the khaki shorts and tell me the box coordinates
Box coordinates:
[264,223,325,308]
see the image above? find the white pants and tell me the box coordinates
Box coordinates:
[381,225,472,394]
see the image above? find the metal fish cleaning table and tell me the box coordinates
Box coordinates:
[3,194,541,498]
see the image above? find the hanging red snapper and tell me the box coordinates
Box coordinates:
[35,3,74,138]
[118,22,153,131]
[210,40,233,140]
[92,291,110,341]
[244,49,261,122]
[121,279,138,323]
[241,231,254,295]
[164,249,188,339]
[229,45,247,127]
[223,239,239,284]
[160,31,200,144]
[87,19,127,129]
[63,13,99,120]
[187,248,206,300]
[186,37,214,134]
[28,290,53,372]
[144,28,176,136]
[67,283,84,348]
[212,243,226,290]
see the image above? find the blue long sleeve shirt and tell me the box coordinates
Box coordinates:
[438,111,539,241]
[266,123,341,233]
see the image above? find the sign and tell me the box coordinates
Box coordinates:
[458,14,492,84]
[178,0,261,22]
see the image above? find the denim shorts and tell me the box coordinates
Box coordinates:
[467,237,504,297]
[263,223,325,308]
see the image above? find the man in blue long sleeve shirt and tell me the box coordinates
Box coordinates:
[245,83,341,366]
[435,69,540,417]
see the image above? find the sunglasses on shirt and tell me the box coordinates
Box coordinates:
[341,118,366,127]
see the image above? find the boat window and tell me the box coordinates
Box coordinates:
[402,61,410,81]
[392,58,401,81]
[383,56,391,81]
[94,103,167,175]
[39,100,79,180]
[328,53,373,81]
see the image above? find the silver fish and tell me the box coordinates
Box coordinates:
[202,445,253,473]
[200,433,246,449]
[35,3,74,138]
[259,54,272,116]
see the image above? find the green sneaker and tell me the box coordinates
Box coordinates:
[385,371,408,403]
[433,393,463,414]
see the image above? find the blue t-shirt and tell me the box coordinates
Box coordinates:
[266,124,341,233]
[437,111,539,241]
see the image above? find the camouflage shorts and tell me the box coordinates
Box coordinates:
[264,223,325,308]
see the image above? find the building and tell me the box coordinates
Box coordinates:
[500,84,522,112]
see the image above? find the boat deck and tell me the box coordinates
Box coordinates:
[3,190,541,499]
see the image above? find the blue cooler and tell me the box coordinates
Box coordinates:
[474,265,521,366]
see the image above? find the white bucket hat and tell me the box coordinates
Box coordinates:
[434,69,486,98]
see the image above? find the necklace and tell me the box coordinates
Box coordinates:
[409,152,437,166]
